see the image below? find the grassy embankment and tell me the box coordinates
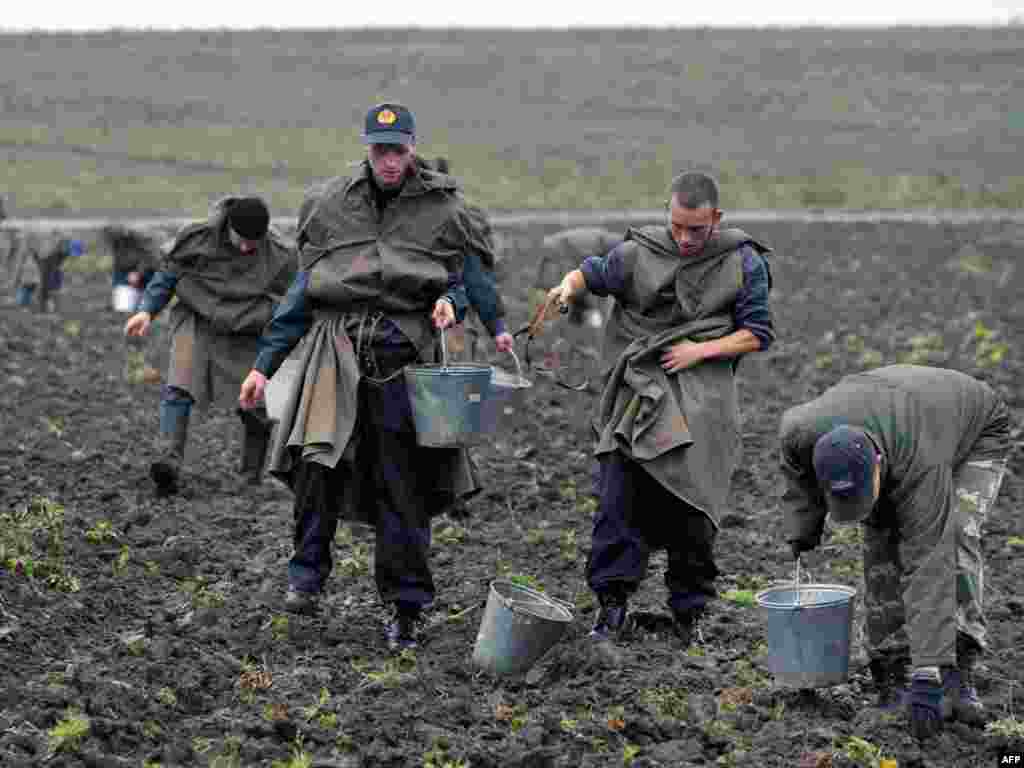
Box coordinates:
[6,120,1024,215]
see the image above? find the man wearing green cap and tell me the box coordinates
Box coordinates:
[779,364,1013,738]
[125,196,296,494]
[238,103,491,652]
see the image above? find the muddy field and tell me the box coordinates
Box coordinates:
[1,217,1022,767]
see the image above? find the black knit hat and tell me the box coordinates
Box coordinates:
[227,198,270,240]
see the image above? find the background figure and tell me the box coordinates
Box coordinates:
[102,224,161,312]
[2,228,19,286]
[124,197,296,494]
[12,230,43,308]
[429,157,513,361]
[535,227,622,329]
[36,234,85,314]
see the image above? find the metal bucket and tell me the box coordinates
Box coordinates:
[472,580,574,676]
[755,583,857,688]
[404,327,492,447]
[753,585,856,688]
[112,285,143,313]
[480,349,532,434]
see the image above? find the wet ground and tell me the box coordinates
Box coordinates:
[1,218,1022,767]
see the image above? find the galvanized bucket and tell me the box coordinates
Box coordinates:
[404,327,492,447]
[480,349,532,434]
[472,580,574,676]
[755,583,857,688]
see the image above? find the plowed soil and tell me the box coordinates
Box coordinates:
[1,217,1022,767]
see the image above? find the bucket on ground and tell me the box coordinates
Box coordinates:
[472,580,574,676]
[404,326,493,448]
[112,285,143,313]
[480,348,532,434]
[755,583,857,688]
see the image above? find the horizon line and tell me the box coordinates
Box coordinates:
[0,21,1021,33]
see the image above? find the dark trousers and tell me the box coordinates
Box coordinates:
[587,452,719,612]
[288,362,435,607]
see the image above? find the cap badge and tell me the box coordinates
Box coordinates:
[377,109,397,125]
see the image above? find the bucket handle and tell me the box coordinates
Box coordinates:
[794,557,802,608]
[440,325,449,371]
[507,347,527,387]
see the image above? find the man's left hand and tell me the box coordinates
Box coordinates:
[660,341,706,374]
[494,332,514,354]
[432,299,455,330]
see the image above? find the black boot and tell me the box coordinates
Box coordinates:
[671,605,706,647]
[237,408,272,488]
[151,398,191,493]
[945,633,986,725]
[385,602,422,652]
[868,652,909,710]
[589,593,628,641]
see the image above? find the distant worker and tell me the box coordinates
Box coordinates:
[36,233,85,314]
[780,365,1012,739]
[430,156,513,359]
[101,224,162,312]
[12,231,79,312]
[536,227,623,330]
[124,197,296,494]
[12,230,42,308]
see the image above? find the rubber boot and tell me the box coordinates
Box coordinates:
[944,634,987,725]
[589,592,628,641]
[671,605,706,648]
[868,651,909,710]
[151,397,191,493]
[237,407,272,488]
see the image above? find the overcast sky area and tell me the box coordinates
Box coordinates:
[2,0,1022,30]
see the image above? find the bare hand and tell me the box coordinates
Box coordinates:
[124,311,152,338]
[127,271,143,288]
[494,332,514,354]
[432,299,455,330]
[238,370,268,410]
[660,341,705,374]
[548,273,577,310]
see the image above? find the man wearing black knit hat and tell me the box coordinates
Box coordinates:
[125,196,296,494]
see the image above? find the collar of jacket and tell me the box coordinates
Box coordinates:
[626,225,757,264]
[344,159,460,200]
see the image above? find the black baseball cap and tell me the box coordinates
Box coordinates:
[363,103,416,145]
[812,426,878,523]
